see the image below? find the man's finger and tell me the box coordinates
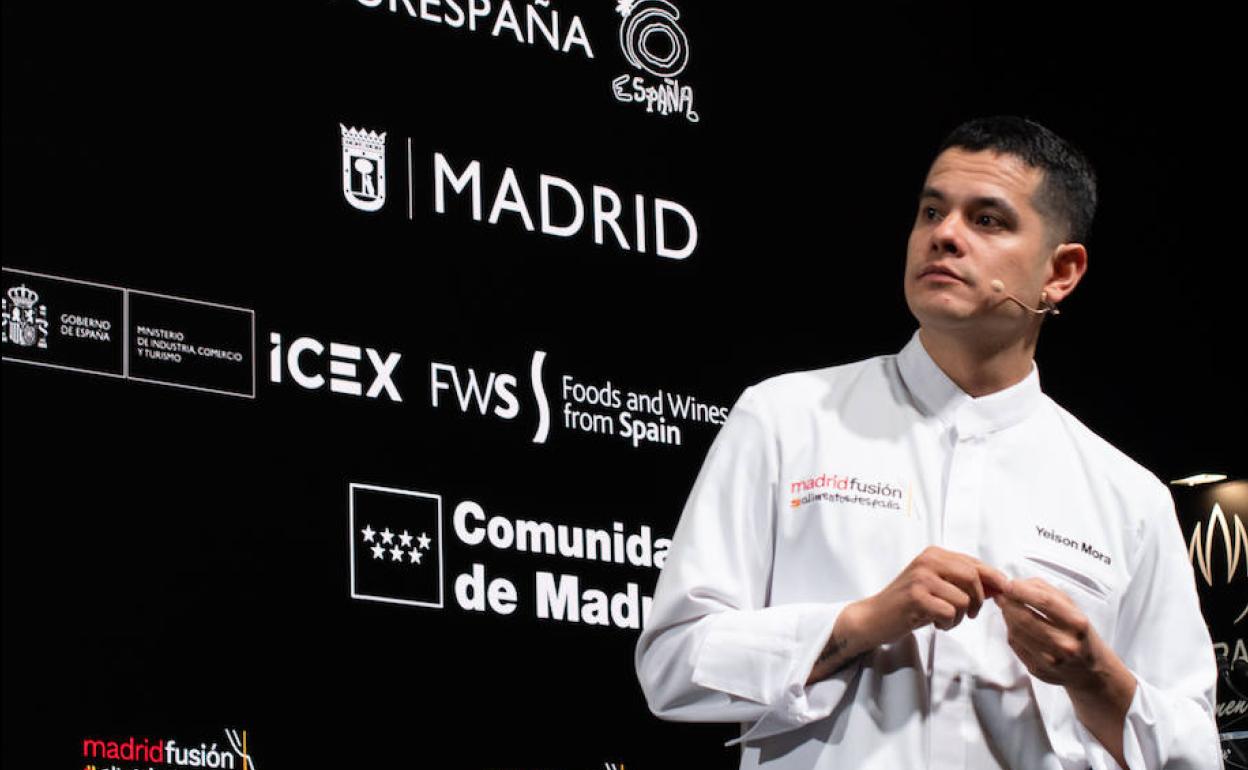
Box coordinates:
[1006,578,1081,629]
[973,560,1011,599]
[1000,598,1077,679]
[927,577,973,622]
[931,557,987,618]
[999,596,1060,649]
[921,594,961,631]
[1003,593,1090,670]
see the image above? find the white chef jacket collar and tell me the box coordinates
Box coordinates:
[897,329,1042,438]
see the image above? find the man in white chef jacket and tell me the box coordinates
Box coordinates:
[634,115,1223,770]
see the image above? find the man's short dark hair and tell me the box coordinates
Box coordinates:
[936,116,1098,246]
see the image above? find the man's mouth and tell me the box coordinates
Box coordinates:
[919,265,965,283]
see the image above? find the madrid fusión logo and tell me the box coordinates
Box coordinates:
[82,727,255,770]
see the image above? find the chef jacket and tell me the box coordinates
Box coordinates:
[635,330,1222,769]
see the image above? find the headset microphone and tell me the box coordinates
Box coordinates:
[990,280,1061,316]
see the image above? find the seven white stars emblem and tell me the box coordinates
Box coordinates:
[360,523,432,567]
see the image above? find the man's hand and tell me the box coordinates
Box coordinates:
[860,545,1011,647]
[999,578,1137,769]
[807,546,1009,684]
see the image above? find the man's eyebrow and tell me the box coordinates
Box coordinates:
[918,187,1020,219]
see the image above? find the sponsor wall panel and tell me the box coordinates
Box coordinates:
[1176,481,1248,765]
[2,2,1243,769]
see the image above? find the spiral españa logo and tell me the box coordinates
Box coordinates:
[617,0,689,78]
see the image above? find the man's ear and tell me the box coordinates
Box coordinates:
[1043,243,1087,305]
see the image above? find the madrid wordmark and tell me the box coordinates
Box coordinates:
[433,152,698,259]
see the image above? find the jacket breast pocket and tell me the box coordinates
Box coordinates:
[1019,549,1119,641]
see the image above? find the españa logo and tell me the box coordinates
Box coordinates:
[611,0,699,122]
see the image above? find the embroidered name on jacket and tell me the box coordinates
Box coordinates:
[788,472,914,517]
[1036,525,1112,565]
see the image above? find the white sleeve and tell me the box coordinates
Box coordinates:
[634,386,864,745]
[1075,481,1223,770]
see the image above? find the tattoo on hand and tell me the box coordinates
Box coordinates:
[817,635,849,664]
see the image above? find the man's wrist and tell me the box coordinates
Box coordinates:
[1065,638,1136,768]
[805,599,875,686]
[1067,649,1136,715]
[1068,636,1136,707]
[839,598,873,648]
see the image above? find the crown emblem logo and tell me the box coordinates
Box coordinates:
[340,124,387,213]
[7,284,39,309]
[2,282,49,349]
[341,125,386,154]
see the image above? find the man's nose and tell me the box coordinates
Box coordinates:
[931,211,965,255]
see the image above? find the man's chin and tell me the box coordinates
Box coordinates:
[910,304,981,331]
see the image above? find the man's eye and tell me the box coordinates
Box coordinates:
[977,214,1002,227]
[922,206,940,220]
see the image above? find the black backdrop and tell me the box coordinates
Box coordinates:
[3,2,1244,768]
